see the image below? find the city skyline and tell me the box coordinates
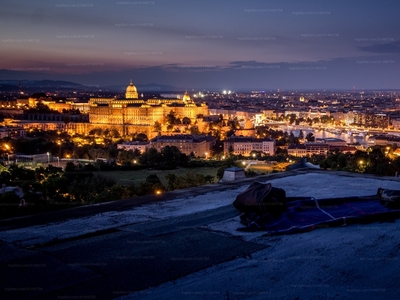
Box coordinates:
[1,0,400,90]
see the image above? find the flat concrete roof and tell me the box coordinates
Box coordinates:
[1,170,400,299]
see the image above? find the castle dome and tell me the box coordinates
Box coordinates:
[182,91,191,102]
[126,80,138,99]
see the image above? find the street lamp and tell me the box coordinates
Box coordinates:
[46,152,50,164]
[57,140,62,158]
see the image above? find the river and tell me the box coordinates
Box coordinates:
[278,125,371,147]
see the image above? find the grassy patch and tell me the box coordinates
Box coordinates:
[97,167,221,187]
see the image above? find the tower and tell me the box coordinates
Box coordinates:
[125,80,138,99]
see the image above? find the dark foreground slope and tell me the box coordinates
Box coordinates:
[1,170,400,300]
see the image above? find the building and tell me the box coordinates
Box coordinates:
[0,126,26,138]
[261,109,277,119]
[10,81,209,138]
[223,136,276,156]
[288,142,330,157]
[116,141,149,153]
[318,138,347,147]
[352,111,390,128]
[305,142,330,155]
[287,144,307,157]
[234,119,256,137]
[365,112,389,128]
[149,134,215,157]
[368,135,400,147]
[88,81,209,138]
[328,145,357,154]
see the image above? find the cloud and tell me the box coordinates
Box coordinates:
[228,61,281,70]
[159,63,222,72]
[358,41,400,54]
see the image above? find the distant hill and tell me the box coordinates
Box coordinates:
[21,80,86,89]
[0,79,87,90]
[0,79,180,93]
[0,84,19,92]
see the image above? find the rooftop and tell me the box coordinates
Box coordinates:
[1,170,400,299]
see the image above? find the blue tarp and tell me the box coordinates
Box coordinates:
[237,196,400,234]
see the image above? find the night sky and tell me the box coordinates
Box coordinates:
[1,0,400,90]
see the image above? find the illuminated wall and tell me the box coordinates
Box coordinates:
[88,97,209,127]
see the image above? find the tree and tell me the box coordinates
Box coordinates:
[136,174,165,195]
[64,162,77,172]
[287,114,297,125]
[41,176,70,203]
[34,102,51,112]
[190,126,200,135]
[135,133,148,142]
[139,147,161,166]
[166,111,180,125]
[288,131,299,144]
[108,129,121,139]
[165,173,177,190]
[160,146,188,168]
[305,133,315,142]
[89,128,103,136]
[320,115,333,124]
[88,148,108,160]
[146,174,161,185]
[228,145,234,155]
[117,149,136,165]
[227,118,240,130]
[204,175,214,184]
[211,137,224,156]
[298,130,304,140]
[153,121,162,132]
[182,117,191,125]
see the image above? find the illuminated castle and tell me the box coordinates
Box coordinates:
[12,81,208,139]
[87,81,208,136]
